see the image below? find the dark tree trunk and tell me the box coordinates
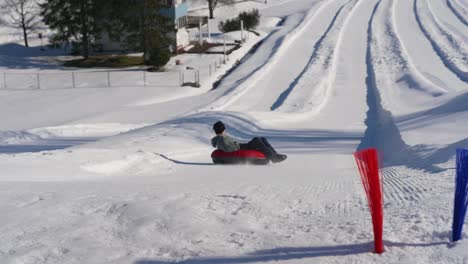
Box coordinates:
[21,19,29,47]
[80,0,90,58]
[208,0,214,19]
[141,12,149,63]
[22,25,28,47]
[20,5,28,47]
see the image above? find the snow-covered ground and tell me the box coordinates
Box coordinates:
[1,0,468,263]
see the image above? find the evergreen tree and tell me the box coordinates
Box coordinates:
[104,0,173,68]
[40,0,103,58]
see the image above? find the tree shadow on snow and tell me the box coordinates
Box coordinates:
[0,43,68,69]
[134,241,451,264]
[0,138,98,154]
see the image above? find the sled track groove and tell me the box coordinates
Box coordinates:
[360,0,433,170]
[414,0,468,82]
[372,0,444,97]
[271,0,360,113]
[446,0,468,26]
[425,1,468,50]
[218,29,287,97]
[205,27,294,111]
[270,0,353,111]
[206,0,328,111]
[454,0,468,9]
[425,1,468,71]
[361,0,398,150]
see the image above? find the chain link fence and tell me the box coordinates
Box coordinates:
[0,70,182,90]
[0,54,236,90]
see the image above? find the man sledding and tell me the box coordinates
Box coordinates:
[210,121,287,164]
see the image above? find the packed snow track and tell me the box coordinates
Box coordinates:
[1,0,468,263]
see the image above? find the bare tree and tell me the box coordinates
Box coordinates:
[207,0,234,19]
[1,0,41,47]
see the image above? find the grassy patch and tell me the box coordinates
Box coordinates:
[147,66,166,72]
[64,55,144,68]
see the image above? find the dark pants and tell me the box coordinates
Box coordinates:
[240,137,277,160]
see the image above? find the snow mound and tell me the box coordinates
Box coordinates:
[30,123,149,138]
[80,150,174,176]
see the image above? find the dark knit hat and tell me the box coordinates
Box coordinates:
[213,121,225,134]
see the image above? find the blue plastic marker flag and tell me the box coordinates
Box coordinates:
[452,149,468,242]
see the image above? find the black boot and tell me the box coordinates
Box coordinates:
[272,154,287,163]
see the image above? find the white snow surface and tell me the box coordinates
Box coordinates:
[1,0,468,263]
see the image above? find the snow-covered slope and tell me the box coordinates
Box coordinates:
[1,0,468,263]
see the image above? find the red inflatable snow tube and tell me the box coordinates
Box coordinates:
[211,149,269,165]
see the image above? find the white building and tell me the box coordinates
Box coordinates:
[98,0,192,53]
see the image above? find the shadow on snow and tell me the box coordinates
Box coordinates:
[134,241,450,264]
[156,153,214,166]
[0,137,98,154]
[358,0,444,173]
[0,43,68,69]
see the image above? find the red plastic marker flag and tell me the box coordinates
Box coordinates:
[354,148,384,254]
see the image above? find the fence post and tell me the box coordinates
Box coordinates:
[37,73,41,89]
[3,72,6,89]
[223,34,227,64]
[241,20,244,42]
[144,71,147,87]
[199,20,203,46]
[207,18,211,40]
[72,72,76,88]
[209,64,212,77]
[107,71,111,87]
